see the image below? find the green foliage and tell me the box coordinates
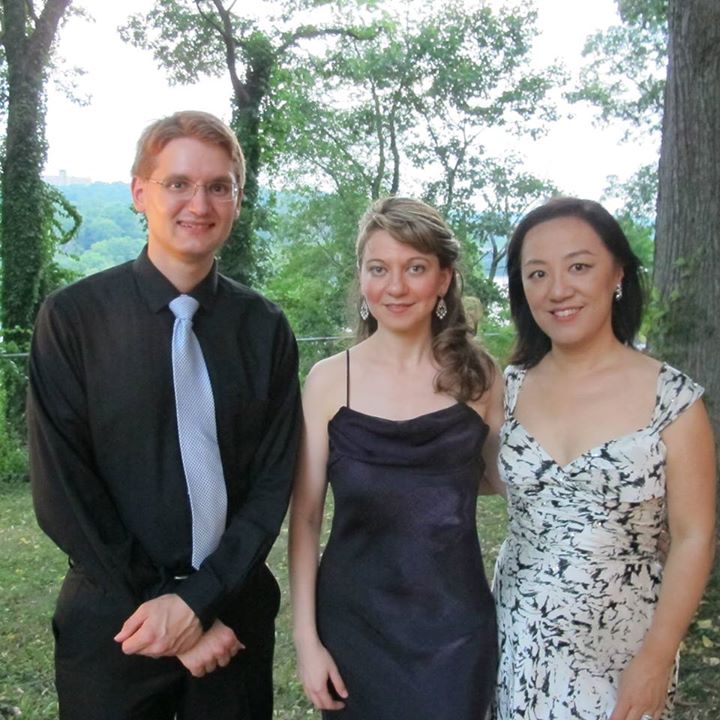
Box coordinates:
[604,163,658,221]
[0,360,28,484]
[259,2,561,347]
[0,0,73,340]
[673,569,720,717]
[60,236,146,276]
[36,183,82,300]
[1,178,80,431]
[618,212,654,272]
[617,0,667,26]
[0,0,76,441]
[58,182,144,250]
[446,155,558,291]
[646,246,711,368]
[602,164,657,302]
[46,182,146,276]
[0,181,80,338]
[271,1,561,197]
[480,306,515,368]
[119,1,230,85]
[569,0,668,137]
[260,188,364,376]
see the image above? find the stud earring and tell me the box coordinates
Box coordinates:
[359,297,370,321]
[435,297,448,320]
[614,283,623,302]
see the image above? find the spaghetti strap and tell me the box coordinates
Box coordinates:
[345,349,351,408]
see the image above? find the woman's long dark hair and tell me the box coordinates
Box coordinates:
[507,197,645,368]
[355,197,494,402]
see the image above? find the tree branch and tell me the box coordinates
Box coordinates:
[278,24,375,55]
[369,79,386,200]
[206,0,248,106]
[29,0,72,61]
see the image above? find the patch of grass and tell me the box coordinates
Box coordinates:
[1,485,716,718]
[0,483,66,720]
[673,568,720,719]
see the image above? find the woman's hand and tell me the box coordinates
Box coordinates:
[608,648,673,720]
[177,620,243,677]
[296,638,349,711]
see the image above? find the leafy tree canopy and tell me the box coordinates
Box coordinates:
[569,0,667,137]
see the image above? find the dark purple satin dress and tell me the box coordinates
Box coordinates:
[316,403,497,719]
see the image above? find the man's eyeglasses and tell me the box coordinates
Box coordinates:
[147,177,240,203]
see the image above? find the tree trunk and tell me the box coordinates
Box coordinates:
[208,0,270,287]
[653,0,720,530]
[1,0,72,430]
[1,0,73,339]
[223,39,273,287]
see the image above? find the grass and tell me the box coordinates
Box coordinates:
[673,573,720,719]
[1,482,718,719]
[0,484,66,719]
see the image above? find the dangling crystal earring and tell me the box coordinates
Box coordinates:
[614,283,623,301]
[435,297,448,320]
[359,297,370,321]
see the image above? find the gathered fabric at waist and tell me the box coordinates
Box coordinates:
[505,490,664,563]
[499,530,661,567]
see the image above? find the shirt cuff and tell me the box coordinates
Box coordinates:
[174,570,225,631]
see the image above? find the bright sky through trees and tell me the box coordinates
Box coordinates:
[45,0,658,199]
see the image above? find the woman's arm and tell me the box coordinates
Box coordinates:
[288,363,348,711]
[478,370,507,498]
[610,398,716,720]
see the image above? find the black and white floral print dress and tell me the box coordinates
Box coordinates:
[492,363,703,720]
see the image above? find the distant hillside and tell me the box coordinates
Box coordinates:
[52,182,146,276]
[56,182,145,250]
[59,181,132,204]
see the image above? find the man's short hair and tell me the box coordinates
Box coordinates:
[131,110,246,188]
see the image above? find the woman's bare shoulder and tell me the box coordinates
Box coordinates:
[306,350,347,386]
[303,349,349,421]
[625,348,663,374]
[613,349,664,392]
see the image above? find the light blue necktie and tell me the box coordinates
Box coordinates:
[169,295,227,569]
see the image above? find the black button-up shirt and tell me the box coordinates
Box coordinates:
[27,248,301,628]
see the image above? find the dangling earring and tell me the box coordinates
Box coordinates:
[435,297,448,320]
[359,297,370,321]
[614,283,623,302]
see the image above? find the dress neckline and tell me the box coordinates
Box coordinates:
[331,402,486,427]
[506,362,667,471]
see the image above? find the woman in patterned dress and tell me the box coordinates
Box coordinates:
[491,197,716,720]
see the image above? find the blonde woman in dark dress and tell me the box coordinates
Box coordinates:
[289,197,503,719]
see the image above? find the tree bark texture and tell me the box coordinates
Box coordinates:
[222,35,273,287]
[1,0,73,338]
[653,0,720,524]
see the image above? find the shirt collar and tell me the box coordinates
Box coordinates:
[132,245,219,314]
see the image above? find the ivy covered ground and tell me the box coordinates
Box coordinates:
[0,483,717,719]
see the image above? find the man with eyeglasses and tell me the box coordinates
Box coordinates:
[27,111,301,719]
